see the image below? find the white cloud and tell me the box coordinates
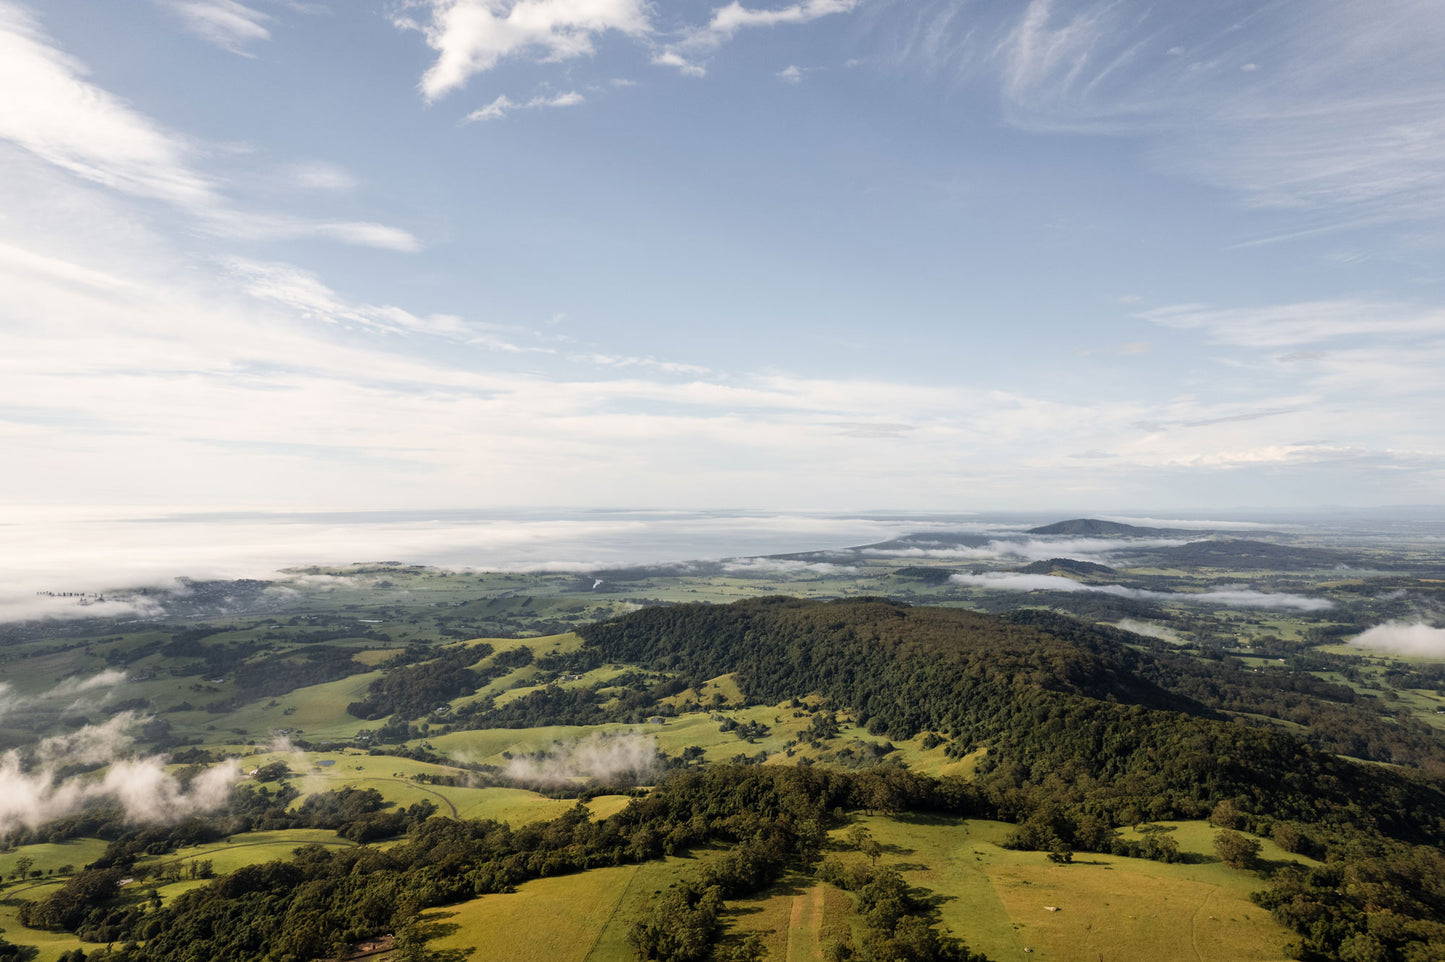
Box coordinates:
[652,0,859,76]
[464,90,585,122]
[0,671,130,720]
[0,715,240,835]
[0,3,221,209]
[896,0,1445,232]
[0,129,1437,517]
[161,0,271,54]
[1351,621,1445,658]
[0,4,418,250]
[399,0,650,102]
[206,214,421,251]
[285,160,361,193]
[504,732,656,786]
[571,353,710,375]
[466,94,517,122]
[777,64,804,82]
[864,536,1192,562]
[949,571,1333,610]
[222,257,476,338]
[721,557,858,576]
[707,0,860,37]
[651,49,706,76]
[1141,300,1445,348]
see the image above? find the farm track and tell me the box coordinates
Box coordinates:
[1189,884,1221,962]
[581,862,641,962]
[154,836,357,871]
[374,776,460,818]
[785,883,826,962]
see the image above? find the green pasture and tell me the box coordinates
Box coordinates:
[845,814,1299,962]
[173,669,386,743]
[154,828,354,877]
[0,880,86,962]
[428,723,647,763]
[426,702,814,770]
[425,850,720,962]
[1114,821,1321,868]
[725,874,854,962]
[0,838,110,882]
[240,749,610,823]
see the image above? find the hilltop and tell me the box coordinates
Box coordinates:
[1142,538,1349,571]
[1014,557,1116,577]
[1025,518,1192,537]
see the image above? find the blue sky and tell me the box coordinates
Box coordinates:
[1,0,1442,514]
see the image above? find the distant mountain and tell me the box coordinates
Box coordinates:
[1016,557,1117,577]
[1026,518,1190,537]
[854,532,994,552]
[889,565,955,584]
[1141,538,1350,571]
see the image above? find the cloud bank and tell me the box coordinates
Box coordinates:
[0,669,131,719]
[503,731,657,787]
[0,714,239,836]
[862,536,1192,563]
[949,571,1332,611]
[1351,621,1445,658]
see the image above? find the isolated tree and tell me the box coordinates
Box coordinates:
[1214,829,1261,869]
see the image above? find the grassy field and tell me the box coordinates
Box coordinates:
[184,668,386,743]
[0,881,86,962]
[0,838,111,881]
[725,874,854,962]
[156,828,355,875]
[414,813,1304,962]
[424,851,722,962]
[840,815,1300,962]
[236,748,627,823]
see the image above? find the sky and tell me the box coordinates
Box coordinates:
[2,0,1444,516]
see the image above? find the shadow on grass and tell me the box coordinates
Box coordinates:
[890,860,931,873]
[890,812,969,828]
[414,912,475,961]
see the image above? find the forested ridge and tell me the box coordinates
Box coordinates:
[573,597,1445,960]
[13,595,1445,961]
[577,597,1445,844]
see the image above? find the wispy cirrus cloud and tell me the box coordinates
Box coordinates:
[223,257,485,340]
[883,0,1445,234]
[0,3,219,210]
[159,0,271,54]
[283,160,360,193]
[1140,300,1445,348]
[569,353,710,375]
[655,0,861,76]
[0,2,417,251]
[464,90,585,122]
